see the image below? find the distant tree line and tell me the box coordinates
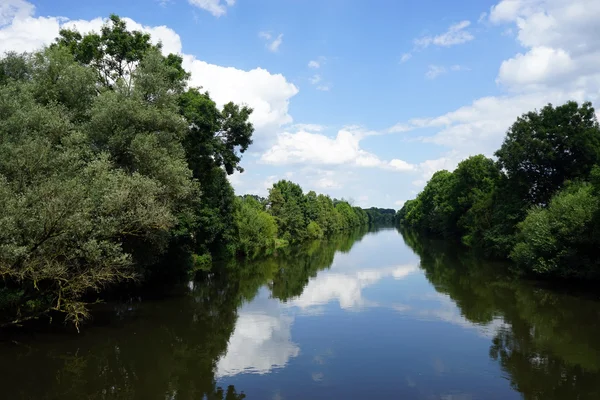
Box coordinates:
[397,101,600,281]
[0,16,391,328]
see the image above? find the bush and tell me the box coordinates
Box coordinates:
[234,197,278,258]
[511,183,600,279]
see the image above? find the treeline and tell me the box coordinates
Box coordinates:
[0,16,385,328]
[397,101,600,280]
[365,208,396,224]
[236,181,392,258]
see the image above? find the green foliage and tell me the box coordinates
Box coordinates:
[234,196,278,258]
[264,180,374,244]
[399,170,455,235]
[0,15,258,327]
[0,14,403,328]
[399,101,600,280]
[511,183,600,279]
[496,101,600,207]
[365,207,396,224]
[307,221,324,239]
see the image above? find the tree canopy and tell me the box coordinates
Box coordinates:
[397,100,600,280]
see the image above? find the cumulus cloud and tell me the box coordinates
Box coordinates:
[188,0,236,17]
[490,0,600,92]
[415,20,474,48]
[182,55,298,146]
[260,127,415,172]
[498,46,575,89]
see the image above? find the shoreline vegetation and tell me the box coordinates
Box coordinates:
[396,100,600,282]
[0,15,396,329]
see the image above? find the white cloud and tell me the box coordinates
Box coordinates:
[489,0,525,23]
[478,12,488,23]
[291,123,325,132]
[259,31,283,52]
[389,0,600,185]
[415,20,474,48]
[394,200,406,208]
[490,0,600,92]
[400,53,412,63]
[309,74,321,84]
[188,0,235,17]
[308,60,320,69]
[425,64,470,79]
[183,54,298,147]
[316,84,331,91]
[426,65,447,79]
[314,172,342,189]
[260,127,415,172]
[387,123,413,133]
[0,0,33,26]
[498,46,575,89]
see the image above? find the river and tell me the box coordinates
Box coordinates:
[1,226,600,399]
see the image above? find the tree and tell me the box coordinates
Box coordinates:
[55,15,255,264]
[496,101,600,207]
[53,14,167,90]
[511,181,600,279]
[235,196,278,258]
[0,49,181,327]
[178,89,253,176]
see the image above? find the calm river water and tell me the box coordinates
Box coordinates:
[2,226,600,399]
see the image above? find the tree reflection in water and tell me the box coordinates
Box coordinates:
[400,228,600,400]
[0,226,374,400]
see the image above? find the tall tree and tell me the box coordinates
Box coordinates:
[495,101,600,206]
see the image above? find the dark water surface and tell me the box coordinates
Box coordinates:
[2,227,600,399]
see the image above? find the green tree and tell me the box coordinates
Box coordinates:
[496,101,600,207]
[0,49,182,327]
[234,196,278,258]
[511,181,600,279]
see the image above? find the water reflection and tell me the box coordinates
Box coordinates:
[1,226,600,399]
[289,264,417,311]
[401,228,600,400]
[0,226,374,399]
[216,290,300,377]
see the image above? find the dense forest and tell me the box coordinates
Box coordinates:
[0,16,392,328]
[397,101,600,280]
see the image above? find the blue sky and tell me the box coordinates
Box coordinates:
[2,0,599,208]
